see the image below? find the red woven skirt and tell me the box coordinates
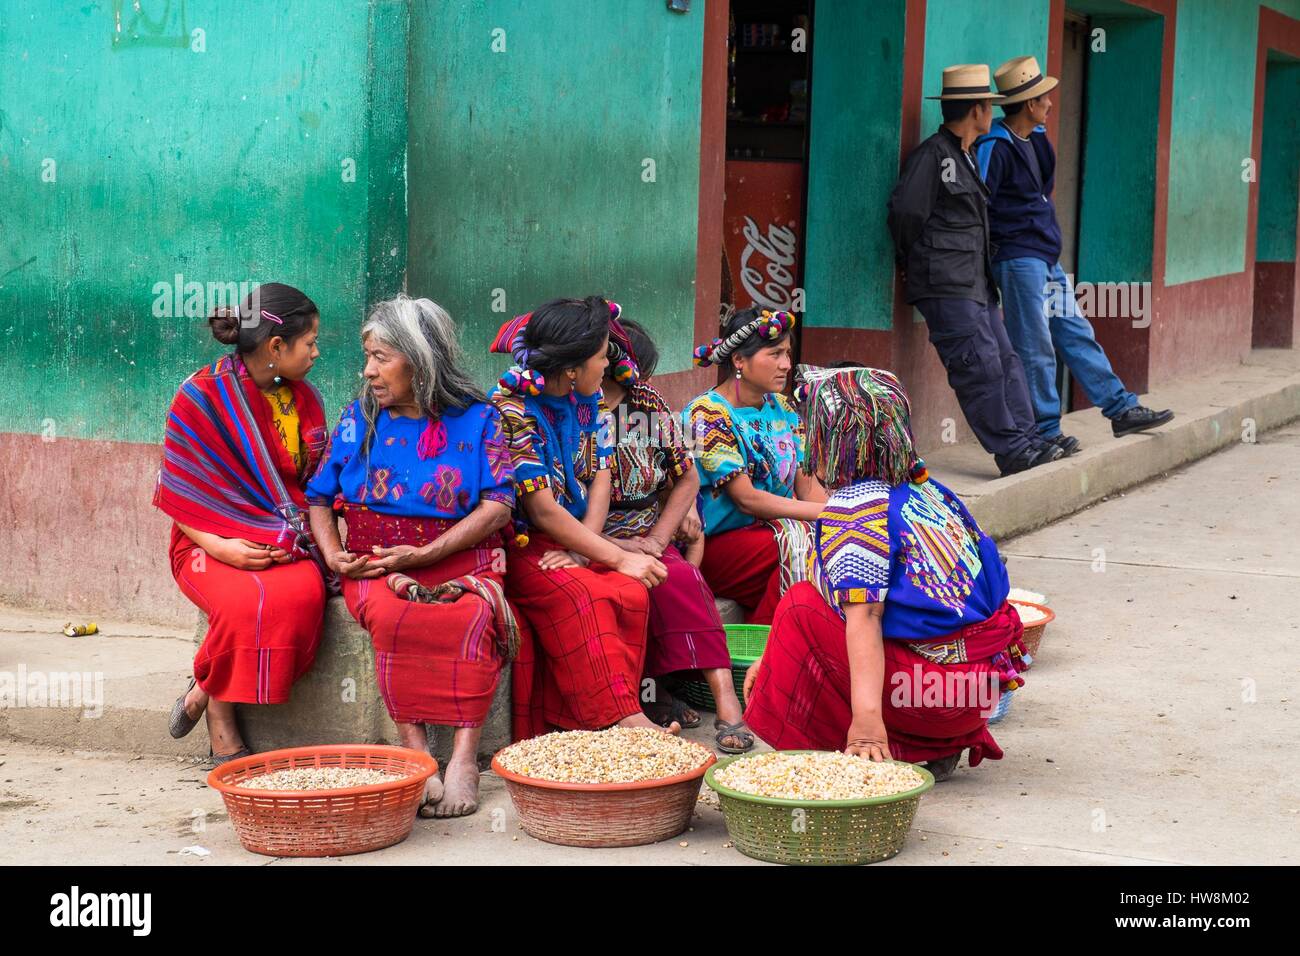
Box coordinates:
[744,582,1024,765]
[699,523,782,625]
[643,545,731,678]
[342,509,507,727]
[169,524,326,705]
[506,533,650,735]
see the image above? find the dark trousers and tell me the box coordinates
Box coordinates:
[915,296,1038,458]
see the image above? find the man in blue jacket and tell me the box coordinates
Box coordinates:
[975,56,1172,454]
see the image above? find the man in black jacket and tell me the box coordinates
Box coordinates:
[888,64,1062,477]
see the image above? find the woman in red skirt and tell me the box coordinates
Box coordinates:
[156,283,329,765]
[308,294,517,817]
[742,366,1029,780]
[599,318,752,752]
[490,297,672,739]
[684,307,827,625]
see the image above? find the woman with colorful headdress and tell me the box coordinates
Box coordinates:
[307,295,517,818]
[157,283,329,766]
[600,318,753,753]
[684,307,827,626]
[742,365,1030,780]
[490,296,674,739]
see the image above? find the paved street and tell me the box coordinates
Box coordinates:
[1,424,1297,865]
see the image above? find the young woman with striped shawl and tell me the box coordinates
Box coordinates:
[307,295,517,818]
[742,366,1030,781]
[490,297,673,739]
[684,307,827,626]
[157,283,329,765]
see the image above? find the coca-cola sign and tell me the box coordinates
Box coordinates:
[739,216,799,311]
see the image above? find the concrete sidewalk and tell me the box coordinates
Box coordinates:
[2,421,1297,864]
[927,348,1300,540]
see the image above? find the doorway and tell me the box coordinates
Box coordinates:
[721,0,813,319]
[1252,53,1300,348]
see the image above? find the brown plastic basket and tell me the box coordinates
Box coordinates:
[491,752,717,848]
[208,745,437,857]
[1009,600,1055,661]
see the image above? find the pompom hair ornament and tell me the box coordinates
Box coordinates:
[694,310,795,366]
[605,300,642,385]
[497,365,545,397]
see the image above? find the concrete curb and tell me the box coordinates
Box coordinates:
[930,351,1300,541]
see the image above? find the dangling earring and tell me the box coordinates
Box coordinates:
[734,366,742,379]
[269,361,282,386]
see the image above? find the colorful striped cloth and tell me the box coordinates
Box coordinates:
[153,354,328,561]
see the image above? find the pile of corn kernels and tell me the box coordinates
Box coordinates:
[1007,587,1047,605]
[1011,601,1048,625]
[235,767,406,791]
[714,751,925,801]
[496,728,712,784]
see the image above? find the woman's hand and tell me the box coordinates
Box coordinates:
[327,550,384,580]
[538,549,582,570]
[742,656,763,703]
[844,715,891,762]
[677,506,703,544]
[367,544,433,573]
[638,533,669,558]
[214,538,281,571]
[612,551,668,588]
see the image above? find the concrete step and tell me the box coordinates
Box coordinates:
[929,349,1300,540]
[1,598,748,761]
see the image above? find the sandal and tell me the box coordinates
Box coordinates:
[209,746,252,767]
[646,695,701,730]
[713,719,755,754]
[169,677,199,740]
[923,752,961,782]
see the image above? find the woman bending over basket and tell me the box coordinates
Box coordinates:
[742,366,1029,782]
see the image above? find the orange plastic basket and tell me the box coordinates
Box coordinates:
[207,745,437,857]
[1009,600,1055,662]
[491,752,717,848]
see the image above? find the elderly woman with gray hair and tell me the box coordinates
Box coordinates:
[307,294,517,818]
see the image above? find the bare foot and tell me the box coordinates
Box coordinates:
[618,712,681,735]
[432,758,480,817]
[418,775,445,817]
[183,683,209,721]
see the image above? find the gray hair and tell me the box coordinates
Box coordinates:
[358,294,484,451]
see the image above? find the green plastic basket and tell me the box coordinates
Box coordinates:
[705,752,935,866]
[677,624,770,713]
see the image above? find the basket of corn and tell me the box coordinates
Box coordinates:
[678,624,769,713]
[1009,599,1054,661]
[705,750,934,865]
[207,745,437,857]
[491,727,716,848]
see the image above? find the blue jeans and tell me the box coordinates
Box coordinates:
[993,257,1137,437]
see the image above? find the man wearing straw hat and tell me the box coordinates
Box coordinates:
[888,64,1064,478]
[975,55,1173,454]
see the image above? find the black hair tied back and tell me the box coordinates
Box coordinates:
[522,295,613,376]
[207,282,319,353]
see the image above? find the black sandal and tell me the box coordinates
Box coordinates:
[209,746,252,768]
[713,719,755,754]
[169,677,199,740]
[646,696,701,730]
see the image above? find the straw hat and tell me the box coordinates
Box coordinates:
[993,55,1059,104]
[926,64,1003,101]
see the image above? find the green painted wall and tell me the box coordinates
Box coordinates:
[1257,59,1300,262]
[919,0,1051,136]
[1164,0,1259,285]
[0,0,406,442]
[803,0,906,332]
[405,0,704,385]
[1076,12,1163,284]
